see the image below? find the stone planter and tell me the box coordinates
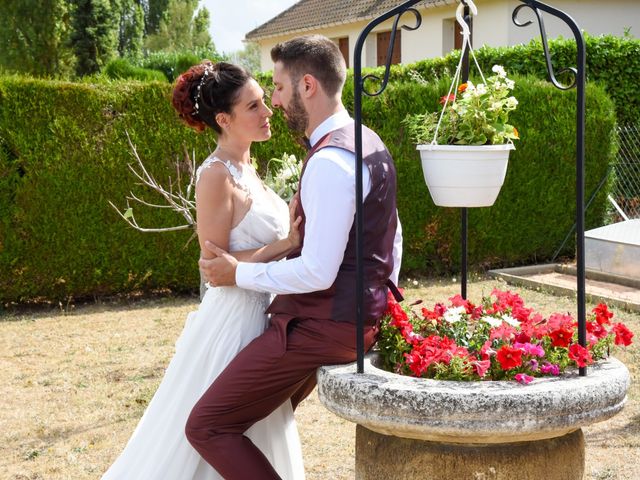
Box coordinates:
[318,353,630,480]
[417,143,514,207]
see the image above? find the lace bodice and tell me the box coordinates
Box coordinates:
[195,156,289,252]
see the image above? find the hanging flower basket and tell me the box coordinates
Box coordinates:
[417,143,514,207]
[403,4,518,208]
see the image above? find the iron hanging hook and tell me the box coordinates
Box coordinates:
[456,0,478,39]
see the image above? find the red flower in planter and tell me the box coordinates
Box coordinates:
[586,321,608,340]
[613,323,634,346]
[496,345,523,370]
[379,289,633,383]
[568,343,593,368]
[593,303,614,325]
[549,327,574,348]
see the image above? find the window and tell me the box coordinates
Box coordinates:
[376,30,401,66]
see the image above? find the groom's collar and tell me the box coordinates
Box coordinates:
[309,110,352,148]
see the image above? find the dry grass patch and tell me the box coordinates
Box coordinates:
[0,278,638,480]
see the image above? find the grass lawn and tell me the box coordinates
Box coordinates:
[1,277,638,480]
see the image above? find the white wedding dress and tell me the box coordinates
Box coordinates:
[102,157,305,480]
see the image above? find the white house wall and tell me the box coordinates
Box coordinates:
[507,0,639,44]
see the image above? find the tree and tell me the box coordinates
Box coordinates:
[144,0,213,52]
[0,0,74,77]
[146,0,169,35]
[236,42,261,74]
[114,0,145,59]
[70,0,119,76]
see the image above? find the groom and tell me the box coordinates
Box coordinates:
[186,34,402,479]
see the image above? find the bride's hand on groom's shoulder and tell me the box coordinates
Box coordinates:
[199,242,238,287]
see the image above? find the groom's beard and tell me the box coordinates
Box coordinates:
[284,89,309,134]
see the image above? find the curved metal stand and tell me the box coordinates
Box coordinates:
[353,0,587,375]
[512,0,587,375]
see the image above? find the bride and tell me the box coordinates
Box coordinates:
[101,61,305,480]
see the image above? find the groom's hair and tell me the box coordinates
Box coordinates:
[271,35,346,97]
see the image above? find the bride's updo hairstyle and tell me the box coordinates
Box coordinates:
[172,61,252,134]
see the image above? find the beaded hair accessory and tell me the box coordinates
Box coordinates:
[193,64,214,115]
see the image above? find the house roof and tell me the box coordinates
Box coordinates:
[245,0,455,41]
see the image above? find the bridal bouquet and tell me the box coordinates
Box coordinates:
[378,289,633,384]
[261,152,302,202]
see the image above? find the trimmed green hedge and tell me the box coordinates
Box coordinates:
[0,70,616,303]
[0,78,212,302]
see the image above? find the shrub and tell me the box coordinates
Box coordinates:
[104,58,167,82]
[137,48,224,82]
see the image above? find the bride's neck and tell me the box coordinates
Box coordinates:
[214,138,251,166]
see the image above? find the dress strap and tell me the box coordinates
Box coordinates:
[195,156,250,194]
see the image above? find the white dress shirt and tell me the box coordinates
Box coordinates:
[236,110,403,294]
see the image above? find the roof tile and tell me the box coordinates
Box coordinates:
[245,0,446,40]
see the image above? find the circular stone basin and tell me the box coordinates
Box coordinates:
[318,353,630,444]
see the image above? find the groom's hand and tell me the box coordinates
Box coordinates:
[199,241,238,287]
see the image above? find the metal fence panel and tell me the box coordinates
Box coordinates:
[612,124,640,219]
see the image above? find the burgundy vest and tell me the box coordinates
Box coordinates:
[266,123,398,325]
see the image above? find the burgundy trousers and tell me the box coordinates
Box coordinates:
[185,314,378,479]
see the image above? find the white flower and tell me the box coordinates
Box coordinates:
[481,316,503,328]
[492,65,507,77]
[443,306,466,323]
[502,314,520,327]
[476,83,487,95]
[505,78,515,89]
[506,96,519,108]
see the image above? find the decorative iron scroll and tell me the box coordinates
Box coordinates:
[513,4,577,90]
[361,8,422,97]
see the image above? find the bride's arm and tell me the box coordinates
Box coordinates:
[229,196,302,263]
[195,164,234,259]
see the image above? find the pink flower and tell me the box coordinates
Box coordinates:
[480,341,495,360]
[548,312,574,330]
[540,362,560,375]
[490,324,517,342]
[514,342,545,357]
[515,373,534,384]
[472,359,491,378]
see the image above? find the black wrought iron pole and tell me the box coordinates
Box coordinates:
[513,1,587,375]
[353,0,422,373]
[460,2,471,300]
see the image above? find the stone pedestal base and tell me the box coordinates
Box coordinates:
[355,426,585,480]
